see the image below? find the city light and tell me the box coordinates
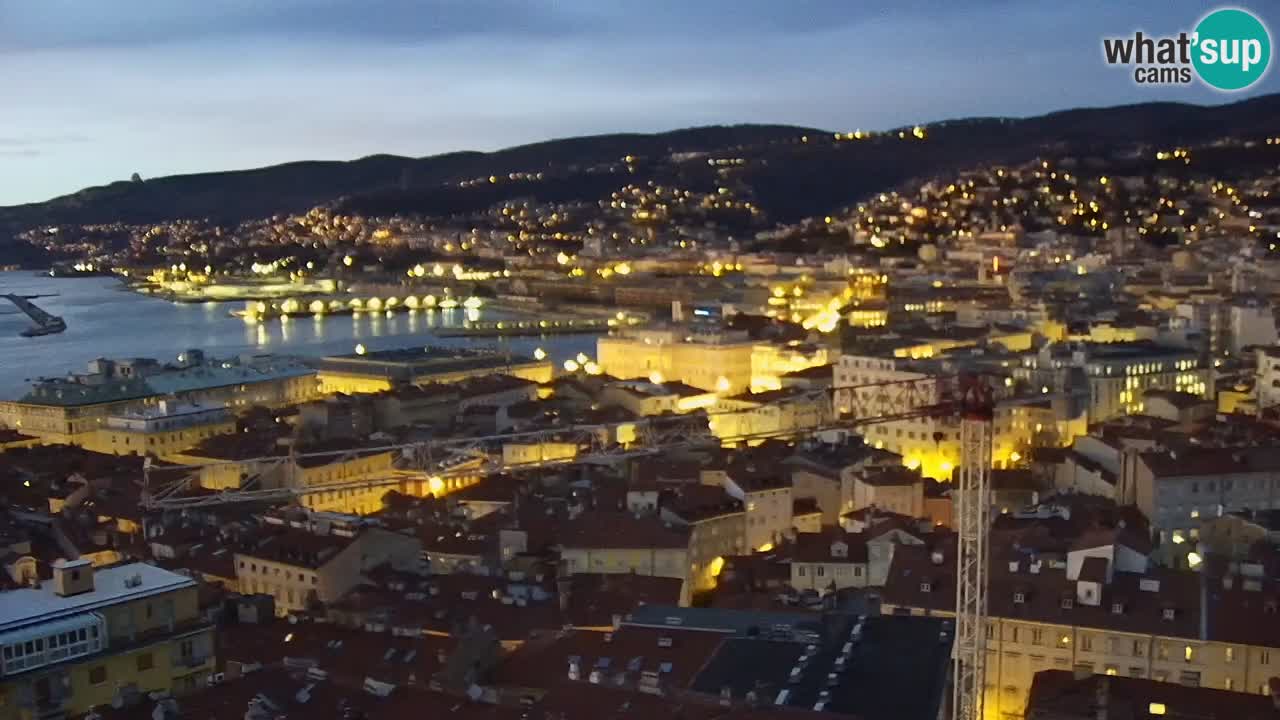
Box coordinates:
[533,348,547,360]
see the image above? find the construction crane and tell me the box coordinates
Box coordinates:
[953,375,994,720]
[139,372,996,716]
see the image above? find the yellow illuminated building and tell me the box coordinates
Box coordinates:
[76,403,236,458]
[0,561,214,718]
[748,343,830,392]
[316,352,552,395]
[502,441,579,467]
[597,329,755,395]
[707,390,829,445]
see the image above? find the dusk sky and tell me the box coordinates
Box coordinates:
[2,0,1276,206]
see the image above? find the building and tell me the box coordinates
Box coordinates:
[233,525,422,615]
[558,511,694,605]
[315,347,552,395]
[708,387,830,443]
[882,527,1280,720]
[0,561,215,718]
[1017,342,1208,423]
[597,327,756,394]
[789,529,870,592]
[1025,669,1280,720]
[0,353,315,444]
[80,401,236,457]
[1255,346,1280,411]
[660,487,746,591]
[1130,447,1280,542]
[850,465,926,518]
[1142,390,1215,430]
[706,456,794,552]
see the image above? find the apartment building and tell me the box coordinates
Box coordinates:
[660,488,746,591]
[233,525,422,615]
[883,529,1280,720]
[558,511,694,606]
[1130,447,1280,542]
[0,561,215,719]
[789,530,870,592]
[80,401,236,457]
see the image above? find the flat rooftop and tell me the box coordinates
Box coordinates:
[318,347,541,379]
[0,562,196,633]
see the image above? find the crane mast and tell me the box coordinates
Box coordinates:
[953,376,994,720]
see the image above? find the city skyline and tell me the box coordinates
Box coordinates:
[3,0,1277,206]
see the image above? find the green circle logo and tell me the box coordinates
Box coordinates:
[1193,8,1271,91]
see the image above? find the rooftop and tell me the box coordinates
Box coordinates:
[0,562,195,633]
[1027,669,1280,720]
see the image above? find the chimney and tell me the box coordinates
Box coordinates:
[52,559,94,597]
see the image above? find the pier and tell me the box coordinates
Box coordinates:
[1,294,66,337]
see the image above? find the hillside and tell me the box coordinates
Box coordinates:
[2,95,1278,251]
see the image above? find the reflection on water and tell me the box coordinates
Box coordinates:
[0,272,600,399]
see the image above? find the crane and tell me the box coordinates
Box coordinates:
[139,372,995,717]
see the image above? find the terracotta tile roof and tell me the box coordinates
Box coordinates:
[1027,669,1280,720]
[791,530,869,564]
[883,533,1204,640]
[1140,446,1280,478]
[489,625,728,691]
[559,511,691,550]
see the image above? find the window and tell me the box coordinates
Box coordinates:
[1260,650,1271,665]
[920,582,932,593]
[1179,670,1201,687]
[1133,640,1145,658]
[1013,592,1026,604]
[137,653,154,671]
[1225,647,1234,663]
[1224,677,1234,691]
[816,567,825,578]
[1162,608,1176,621]
[1081,634,1093,652]
[1129,667,1145,678]
[89,666,107,685]
[798,567,806,577]
[1031,629,1043,646]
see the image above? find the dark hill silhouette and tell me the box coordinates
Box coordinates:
[1,95,1277,248]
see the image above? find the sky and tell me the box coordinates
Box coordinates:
[1,0,1277,206]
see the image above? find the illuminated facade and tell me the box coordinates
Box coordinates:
[884,539,1280,720]
[0,561,214,719]
[79,402,236,458]
[596,328,755,395]
[315,349,552,395]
